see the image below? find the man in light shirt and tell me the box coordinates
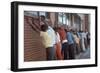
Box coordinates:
[45,19,56,60]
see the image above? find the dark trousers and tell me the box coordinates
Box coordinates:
[62,42,69,59]
[75,43,81,55]
[63,43,75,60]
[84,38,88,49]
[80,39,84,52]
[87,38,90,47]
[46,47,56,60]
[68,44,75,59]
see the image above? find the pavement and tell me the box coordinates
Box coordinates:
[75,48,90,59]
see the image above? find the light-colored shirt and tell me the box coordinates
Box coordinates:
[55,32,61,43]
[47,26,56,47]
[40,31,51,48]
[73,34,80,44]
[82,32,87,39]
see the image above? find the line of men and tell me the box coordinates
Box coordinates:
[26,15,90,60]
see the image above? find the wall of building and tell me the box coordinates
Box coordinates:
[50,12,56,26]
[24,16,46,61]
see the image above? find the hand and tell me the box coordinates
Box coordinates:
[28,17,33,25]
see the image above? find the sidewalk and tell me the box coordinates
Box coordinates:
[76,48,90,59]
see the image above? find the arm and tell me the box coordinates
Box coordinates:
[32,18,41,30]
[27,17,40,33]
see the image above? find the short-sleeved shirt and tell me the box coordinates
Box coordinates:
[40,31,51,48]
[47,26,56,47]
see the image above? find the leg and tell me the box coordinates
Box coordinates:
[68,44,75,59]
[49,47,56,60]
[63,43,69,60]
[56,43,63,60]
[76,43,80,54]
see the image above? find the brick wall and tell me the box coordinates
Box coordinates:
[24,16,46,62]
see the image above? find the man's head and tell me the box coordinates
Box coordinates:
[40,15,45,21]
[41,24,48,32]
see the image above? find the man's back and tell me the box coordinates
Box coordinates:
[67,32,74,45]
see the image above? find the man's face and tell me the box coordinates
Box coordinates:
[40,17,45,21]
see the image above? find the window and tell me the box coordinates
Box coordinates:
[58,13,63,24]
[63,13,67,24]
[58,13,68,25]
[24,11,39,17]
[39,12,46,16]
